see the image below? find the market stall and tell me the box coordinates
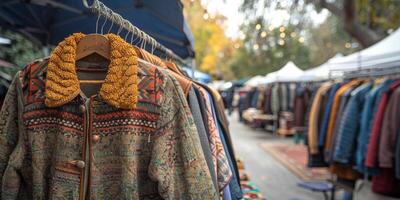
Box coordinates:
[304,29,400,199]
[300,54,343,82]
[240,61,308,136]
[329,28,400,73]
[0,1,245,199]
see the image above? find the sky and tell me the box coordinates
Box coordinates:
[202,0,329,38]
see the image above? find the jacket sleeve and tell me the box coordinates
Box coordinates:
[0,73,25,199]
[148,72,218,200]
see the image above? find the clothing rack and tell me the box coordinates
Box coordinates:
[342,65,400,79]
[82,0,187,65]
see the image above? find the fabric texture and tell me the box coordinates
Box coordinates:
[263,86,272,114]
[318,83,340,147]
[379,87,400,168]
[0,55,218,199]
[187,87,218,192]
[396,129,400,179]
[365,80,400,169]
[250,89,259,108]
[355,79,392,173]
[271,84,280,114]
[289,83,296,111]
[325,80,361,159]
[328,87,362,181]
[294,85,310,128]
[195,85,233,191]
[325,87,353,163]
[354,180,400,200]
[206,86,241,189]
[371,168,400,196]
[208,94,242,199]
[280,84,288,111]
[333,83,372,164]
[307,82,333,154]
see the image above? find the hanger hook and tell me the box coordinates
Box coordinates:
[95,14,101,34]
[82,0,90,8]
[101,14,107,34]
[106,8,114,34]
[151,38,155,54]
[130,26,139,45]
[107,18,114,34]
[117,16,124,35]
[143,35,148,50]
[139,32,144,49]
[124,28,129,41]
[129,24,135,44]
[124,20,130,40]
[143,33,147,50]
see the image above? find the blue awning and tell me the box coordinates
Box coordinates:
[182,68,212,84]
[0,0,195,59]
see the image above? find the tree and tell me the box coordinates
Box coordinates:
[182,0,236,79]
[307,16,358,67]
[228,21,311,79]
[241,0,400,47]
[0,29,44,77]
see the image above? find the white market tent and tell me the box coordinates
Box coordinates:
[300,54,343,81]
[246,61,304,86]
[330,28,400,72]
[245,75,266,86]
[269,61,304,82]
[262,72,278,84]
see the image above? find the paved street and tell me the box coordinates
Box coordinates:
[228,112,325,200]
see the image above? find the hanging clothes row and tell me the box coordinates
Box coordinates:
[0,32,242,199]
[238,83,313,133]
[307,77,400,198]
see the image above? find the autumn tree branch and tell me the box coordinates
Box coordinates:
[310,0,384,47]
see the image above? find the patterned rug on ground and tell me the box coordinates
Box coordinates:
[260,142,331,181]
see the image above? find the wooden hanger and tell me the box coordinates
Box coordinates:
[76,34,110,61]
[76,34,111,84]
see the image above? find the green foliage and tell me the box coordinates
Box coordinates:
[229,22,311,79]
[356,0,400,33]
[0,29,44,77]
[307,16,358,67]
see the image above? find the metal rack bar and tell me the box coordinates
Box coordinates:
[342,65,400,79]
[82,0,187,65]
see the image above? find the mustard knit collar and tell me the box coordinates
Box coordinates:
[45,33,138,109]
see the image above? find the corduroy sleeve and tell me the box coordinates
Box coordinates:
[148,71,218,200]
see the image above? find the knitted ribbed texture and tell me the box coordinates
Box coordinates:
[45,33,138,109]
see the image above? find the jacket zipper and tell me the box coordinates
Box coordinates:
[81,98,91,200]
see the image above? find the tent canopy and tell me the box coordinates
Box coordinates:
[330,28,400,71]
[300,53,343,82]
[245,75,265,87]
[0,0,195,59]
[266,61,304,82]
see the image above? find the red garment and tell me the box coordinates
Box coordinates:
[379,87,400,168]
[372,168,400,197]
[365,80,400,168]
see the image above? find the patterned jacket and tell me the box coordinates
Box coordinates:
[0,33,217,200]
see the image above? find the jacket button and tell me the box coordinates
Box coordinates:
[92,135,100,143]
[75,160,86,169]
[79,105,86,113]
